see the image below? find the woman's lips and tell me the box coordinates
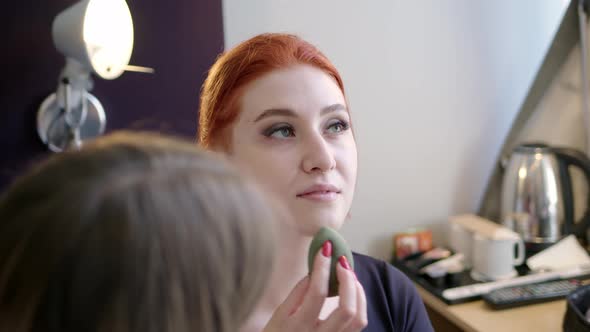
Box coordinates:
[296,184,340,202]
[297,191,339,201]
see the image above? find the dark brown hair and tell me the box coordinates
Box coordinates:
[0,131,275,332]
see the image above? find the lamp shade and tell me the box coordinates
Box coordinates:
[52,0,134,79]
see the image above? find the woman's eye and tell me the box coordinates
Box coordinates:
[264,125,295,138]
[326,120,350,134]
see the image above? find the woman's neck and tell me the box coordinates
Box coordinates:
[267,226,312,305]
[241,224,312,331]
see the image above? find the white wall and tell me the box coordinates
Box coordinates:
[222,0,569,260]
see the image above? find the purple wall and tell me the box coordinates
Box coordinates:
[0,0,224,190]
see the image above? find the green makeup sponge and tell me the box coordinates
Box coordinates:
[308,227,354,297]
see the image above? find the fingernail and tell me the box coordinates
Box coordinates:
[322,241,332,257]
[339,255,352,270]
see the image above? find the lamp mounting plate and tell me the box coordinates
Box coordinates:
[37,92,106,152]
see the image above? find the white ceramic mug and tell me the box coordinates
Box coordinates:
[448,223,473,268]
[471,229,525,281]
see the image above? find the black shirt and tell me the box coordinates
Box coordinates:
[353,252,434,331]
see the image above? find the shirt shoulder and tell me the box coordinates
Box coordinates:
[352,252,434,332]
[352,252,417,297]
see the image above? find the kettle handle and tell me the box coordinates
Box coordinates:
[553,148,590,238]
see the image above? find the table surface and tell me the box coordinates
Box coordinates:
[417,284,567,332]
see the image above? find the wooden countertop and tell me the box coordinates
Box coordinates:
[417,284,567,332]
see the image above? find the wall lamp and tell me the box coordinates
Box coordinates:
[37,0,136,152]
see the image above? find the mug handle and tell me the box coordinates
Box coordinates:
[513,237,525,266]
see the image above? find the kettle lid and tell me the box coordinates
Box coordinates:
[514,142,551,153]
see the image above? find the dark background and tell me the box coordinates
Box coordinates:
[0,0,224,191]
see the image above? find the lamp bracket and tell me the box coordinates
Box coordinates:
[37,91,106,152]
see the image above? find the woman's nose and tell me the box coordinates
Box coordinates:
[301,134,336,174]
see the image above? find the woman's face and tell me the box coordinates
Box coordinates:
[229,64,357,235]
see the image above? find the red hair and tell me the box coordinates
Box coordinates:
[197,33,345,149]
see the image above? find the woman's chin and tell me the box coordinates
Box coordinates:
[294,213,345,236]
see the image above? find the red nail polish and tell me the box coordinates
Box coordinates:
[322,241,332,257]
[339,256,352,270]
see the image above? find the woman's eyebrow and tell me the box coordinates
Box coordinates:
[321,103,347,116]
[254,108,297,122]
[253,103,347,123]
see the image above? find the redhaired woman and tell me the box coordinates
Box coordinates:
[198,33,434,332]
